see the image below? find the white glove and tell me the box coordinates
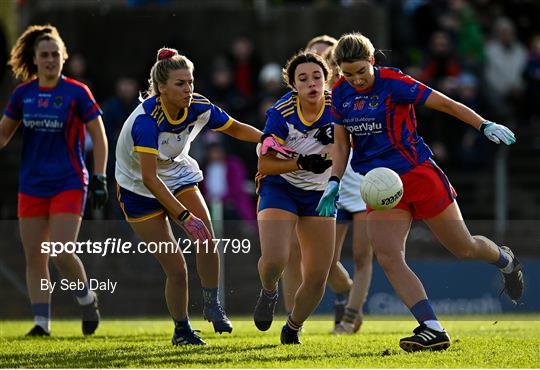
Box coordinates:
[480,121,516,145]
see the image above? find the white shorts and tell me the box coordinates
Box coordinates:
[337,163,366,213]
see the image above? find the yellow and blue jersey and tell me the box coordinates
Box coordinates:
[115,93,232,197]
[259,90,333,191]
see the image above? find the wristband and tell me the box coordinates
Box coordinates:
[178,210,191,222]
[479,121,490,134]
[329,176,341,184]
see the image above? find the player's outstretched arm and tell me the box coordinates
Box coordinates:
[424,90,516,145]
[0,115,21,150]
[221,120,262,143]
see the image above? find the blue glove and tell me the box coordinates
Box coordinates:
[480,121,516,145]
[316,177,340,217]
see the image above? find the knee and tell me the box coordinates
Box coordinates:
[302,272,328,293]
[353,249,373,269]
[259,256,287,274]
[50,253,75,269]
[164,263,188,284]
[374,251,403,272]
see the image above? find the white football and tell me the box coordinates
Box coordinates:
[360,167,404,210]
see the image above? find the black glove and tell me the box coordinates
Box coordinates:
[297,154,332,174]
[314,125,333,145]
[89,174,108,209]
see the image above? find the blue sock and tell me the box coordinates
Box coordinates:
[32,303,50,332]
[174,319,192,332]
[410,299,437,323]
[492,247,511,270]
[334,292,348,305]
[74,283,89,298]
[202,287,218,305]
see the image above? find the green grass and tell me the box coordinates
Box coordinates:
[1,316,539,368]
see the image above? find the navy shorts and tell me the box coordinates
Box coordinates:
[257,180,335,217]
[116,183,197,222]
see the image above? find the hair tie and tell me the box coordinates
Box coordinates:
[158,49,177,60]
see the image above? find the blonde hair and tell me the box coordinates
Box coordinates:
[8,24,68,81]
[334,32,375,65]
[145,47,194,97]
[305,34,338,51]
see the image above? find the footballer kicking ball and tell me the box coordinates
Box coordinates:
[360,167,404,210]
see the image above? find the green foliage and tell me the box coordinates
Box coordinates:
[1,316,538,368]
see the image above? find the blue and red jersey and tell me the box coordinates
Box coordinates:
[4,76,102,197]
[332,67,433,175]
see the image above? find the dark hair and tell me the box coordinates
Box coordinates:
[145,47,194,97]
[8,24,68,81]
[305,35,338,50]
[334,32,375,65]
[282,50,330,89]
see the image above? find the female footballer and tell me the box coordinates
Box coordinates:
[317,32,524,351]
[253,51,334,344]
[0,25,107,336]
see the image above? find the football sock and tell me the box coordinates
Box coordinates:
[410,299,437,322]
[493,247,513,273]
[262,286,278,299]
[174,318,192,332]
[334,292,348,306]
[342,307,359,324]
[32,303,51,332]
[74,283,94,306]
[202,287,219,305]
[424,319,445,332]
[286,315,302,332]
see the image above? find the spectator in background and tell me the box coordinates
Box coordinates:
[524,35,540,126]
[203,57,245,119]
[201,141,256,229]
[450,0,485,73]
[420,31,461,91]
[228,36,261,118]
[258,62,284,102]
[65,53,93,89]
[0,24,7,85]
[101,77,139,217]
[484,17,527,121]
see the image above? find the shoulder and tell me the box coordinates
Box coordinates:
[377,67,414,84]
[62,76,94,96]
[190,93,213,113]
[270,91,296,118]
[331,76,350,100]
[11,79,37,96]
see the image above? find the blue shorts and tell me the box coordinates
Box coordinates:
[257,179,335,217]
[116,183,197,222]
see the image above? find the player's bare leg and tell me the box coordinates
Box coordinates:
[327,222,353,326]
[334,211,372,334]
[175,186,232,333]
[49,214,99,335]
[368,208,450,351]
[281,233,302,313]
[19,217,51,336]
[282,216,334,344]
[255,208,296,331]
[424,201,523,301]
[129,214,205,345]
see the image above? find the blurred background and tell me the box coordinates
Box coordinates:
[0,0,539,319]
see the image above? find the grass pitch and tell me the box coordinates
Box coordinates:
[1,315,539,368]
